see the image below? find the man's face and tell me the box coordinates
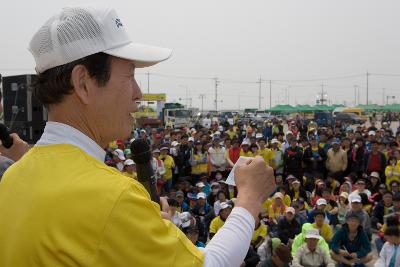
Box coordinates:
[306,238,318,251]
[384,235,400,245]
[383,194,393,206]
[315,214,325,226]
[356,182,366,191]
[393,200,400,209]
[86,57,141,144]
[351,202,362,211]
[347,218,360,232]
[220,208,232,220]
[285,212,294,221]
[371,143,379,151]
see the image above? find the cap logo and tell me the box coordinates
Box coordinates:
[115,18,123,28]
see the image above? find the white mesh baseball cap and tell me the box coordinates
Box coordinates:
[29,6,172,73]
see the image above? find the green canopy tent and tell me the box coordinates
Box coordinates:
[382,104,400,111]
[356,104,383,111]
[268,104,295,113]
[312,104,333,111]
[293,104,314,112]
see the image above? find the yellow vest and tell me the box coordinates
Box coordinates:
[252,223,267,242]
[209,215,225,234]
[258,148,274,165]
[161,154,175,180]
[0,144,203,267]
[240,149,254,157]
[191,153,208,174]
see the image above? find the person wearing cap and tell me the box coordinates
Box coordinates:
[371,190,394,230]
[330,213,372,266]
[122,159,137,179]
[191,192,214,243]
[363,140,386,178]
[312,209,333,243]
[292,229,335,267]
[175,190,190,212]
[0,6,279,267]
[288,178,308,202]
[159,145,175,193]
[325,139,348,182]
[283,139,303,181]
[240,140,254,157]
[368,170,382,194]
[267,192,288,226]
[385,156,400,189]
[270,138,284,174]
[349,178,372,198]
[277,206,301,245]
[209,202,232,239]
[190,141,208,182]
[112,148,126,171]
[345,194,372,238]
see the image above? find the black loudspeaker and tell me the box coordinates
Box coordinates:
[2,74,47,144]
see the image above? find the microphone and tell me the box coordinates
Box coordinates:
[130,139,160,205]
[0,124,13,149]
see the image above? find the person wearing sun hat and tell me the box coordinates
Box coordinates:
[293,229,335,267]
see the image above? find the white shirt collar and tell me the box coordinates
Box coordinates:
[36,121,106,162]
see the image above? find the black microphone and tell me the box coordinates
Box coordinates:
[130,139,160,205]
[0,124,13,149]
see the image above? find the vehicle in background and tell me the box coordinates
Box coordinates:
[334,112,365,124]
[133,94,191,128]
[333,107,368,121]
[163,103,191,128]
[305,111,334,127]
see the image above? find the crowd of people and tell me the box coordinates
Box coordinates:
[105,116,400,267]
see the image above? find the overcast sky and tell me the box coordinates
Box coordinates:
[1,0,399,110]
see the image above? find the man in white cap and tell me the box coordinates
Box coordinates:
[122,159,137,179]
[292,229,335,267]
[0,6,276,267]
[112,148,126,171]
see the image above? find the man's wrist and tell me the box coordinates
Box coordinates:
[235,193,263,220]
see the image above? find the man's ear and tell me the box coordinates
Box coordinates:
[71,65,90,105]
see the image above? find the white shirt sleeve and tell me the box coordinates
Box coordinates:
[203,207,255,267]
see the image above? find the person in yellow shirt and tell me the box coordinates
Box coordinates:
[190,141,208,179]
[252,214,267,249]
[209,202,232,239]
[160,146,175,193]
[240,140,254,157]
[122,159,137,179]
[257,138,274,165]
[312,210,332,243]
[268,192,287,224]
[0,6,280,267]
[385,156,400,188]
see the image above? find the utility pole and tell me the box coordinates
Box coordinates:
[366,71,369,105]
[258,76,262,110]
[214,78,219,111]
[382,88,385,106]
[269,80,272,109]
[146,72,150,94]
[353,85,358,106]
[199,94,206,113]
